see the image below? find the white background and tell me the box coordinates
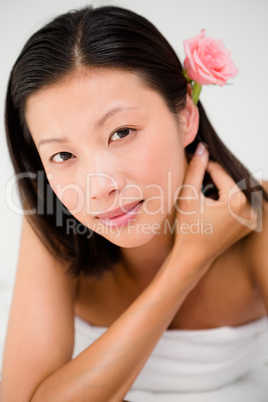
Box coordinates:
[0,0,268,369]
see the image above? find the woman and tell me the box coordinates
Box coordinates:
[1,5,268,401]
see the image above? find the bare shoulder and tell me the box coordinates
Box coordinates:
[1,216,78,400]
[12,215,78,303]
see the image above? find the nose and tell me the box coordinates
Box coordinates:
[85,151,127,202]
[87,171,121,200]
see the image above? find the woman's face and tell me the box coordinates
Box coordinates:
[25,69,197,247]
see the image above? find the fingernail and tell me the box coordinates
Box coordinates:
[195,142,206,155]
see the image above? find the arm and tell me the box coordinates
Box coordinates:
[1,216,78,401]
[1,217,195,402]
[1,148,253,402]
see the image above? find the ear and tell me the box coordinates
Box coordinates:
[179,86,199,148]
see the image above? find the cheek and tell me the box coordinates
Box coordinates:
[136,136,186,214]
[49,179,86,216]
[142,132,185,186]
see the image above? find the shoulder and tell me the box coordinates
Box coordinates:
[244,181,268,305]
[17,216,78,293]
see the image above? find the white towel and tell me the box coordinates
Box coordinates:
[73,316,268,401]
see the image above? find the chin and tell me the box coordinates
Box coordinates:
[95,225,158,249]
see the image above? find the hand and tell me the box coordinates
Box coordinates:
[173,142,256,278]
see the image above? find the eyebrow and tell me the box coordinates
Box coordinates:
[38,137,70,149]
[38,106,141,148]
[96,106,141,127]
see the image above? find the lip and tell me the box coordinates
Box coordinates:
[97,201,143,228]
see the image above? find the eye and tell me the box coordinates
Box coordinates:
[109,127,135,143]
[50,152,75,163]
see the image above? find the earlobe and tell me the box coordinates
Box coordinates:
[180,92,199,148]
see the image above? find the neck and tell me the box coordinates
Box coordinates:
[119,209,176,289]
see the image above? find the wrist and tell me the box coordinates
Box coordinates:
[167,247,209,290]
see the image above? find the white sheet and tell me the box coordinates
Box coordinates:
[73,315,268,402]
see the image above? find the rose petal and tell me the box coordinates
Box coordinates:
[183,30,238,86]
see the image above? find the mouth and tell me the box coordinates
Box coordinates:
[97,201,143,228]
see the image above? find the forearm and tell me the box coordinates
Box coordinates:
[31,252,198,402]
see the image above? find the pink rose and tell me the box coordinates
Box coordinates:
[183,30,238,86]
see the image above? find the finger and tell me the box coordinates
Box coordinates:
[206,161,236,197]
[207,161,252,223]
[182,143,209,197]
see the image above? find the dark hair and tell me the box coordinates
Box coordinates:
[5,5,268,278]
